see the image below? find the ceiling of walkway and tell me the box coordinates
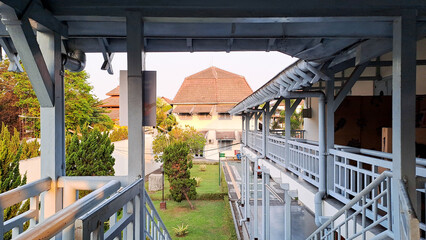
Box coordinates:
[0,1,426,64]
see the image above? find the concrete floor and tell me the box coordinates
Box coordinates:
[225,161,317,239]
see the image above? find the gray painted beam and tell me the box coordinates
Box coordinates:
[0,13,54,107]
[391,10,418,235]
[38,31,65,223]
[0,37,22,72]
[36,0,426,18]
[1,0,68,37]
[126,12,145,240]
[333,63,368,112]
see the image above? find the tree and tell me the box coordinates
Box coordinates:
[273,100,304,131]
[162,142,197,209]
[152,125,206,161]
[0,59,114,137]
[0,123,28,240]
[156,97,177,132]
[65,126,115,177]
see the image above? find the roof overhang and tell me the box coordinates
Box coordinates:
[229,60,327,115]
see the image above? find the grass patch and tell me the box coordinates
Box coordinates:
[147,164,223,200]
[154,200,235,240]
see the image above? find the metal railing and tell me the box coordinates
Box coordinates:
[266,135,286,166]
[270,129,305,139]
[15,180,120,240]
[306,172,393,240]
[0,177,51,239]
[287,140,320,187]
[75,178,171,240]
[247,131,262,154]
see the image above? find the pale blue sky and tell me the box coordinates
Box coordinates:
[85,52,297,100]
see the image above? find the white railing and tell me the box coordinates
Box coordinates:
[0,177,51,239]
[266,135,286,166]
[15,180,121,240]
[288,140,320,187]
[247,131,263,154]
[306,172,393,240]
[75,178,171,240]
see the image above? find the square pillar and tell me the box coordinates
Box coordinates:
[326,79,335,193]
[38,31,65,221]
[392,10,418,234]
[285,98,291,168]
[126,12,145,240]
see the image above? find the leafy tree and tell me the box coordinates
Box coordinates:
[109,126,128,142]
[0,59,114,137]
[152,125,206,161]
[162,142,197,209]
[273,100,304,131]
[65,126,115,177]
[156,97,177,132]
[0,123,28,240]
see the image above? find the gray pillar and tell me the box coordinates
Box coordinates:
[326,79,335,193]
[264,103,271,154]
[391,10,418,235]
[38,31,64,222]
[285,99,291,168]
[262,170,270,240]
[126,12,145,240]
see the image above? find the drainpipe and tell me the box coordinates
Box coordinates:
[281,91,326,226]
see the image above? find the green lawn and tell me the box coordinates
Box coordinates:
[147,164,224,200]
[153,200,235,240]
[147,163,236,239]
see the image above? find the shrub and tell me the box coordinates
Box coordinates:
[163,142,197,209]
[199,164,207,171]
[110,126,128,142]
[194,177,202,187]
[20,138,40,160]
[172,224,189,237]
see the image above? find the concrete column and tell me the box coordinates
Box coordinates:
[326,79,335,193]
[38,31,64,223]
[126,12,145,240]
[391,10,418,235]
[262,170,270,240]
[285,99,291,167]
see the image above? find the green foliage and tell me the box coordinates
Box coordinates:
[172,223,189,237]
[0,59,113,137]
[0,123,28,240]
[274,99,304,130]
[156,98,177,133]
[153,125,206,162]
[199,164,206,172]
[20,139,40,160]
[162,142,197,204]
[110,126,128,142]
[65,126,115,177]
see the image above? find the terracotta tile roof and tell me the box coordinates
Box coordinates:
[216,104,235,113]
[173,105,194,114]
[161,96,173,105]
[104,108,119,120]
[216,131,236,140]
[106,86,120,96]
[192,105,214,114]
[99,96,119,107]
[173,66,253,104]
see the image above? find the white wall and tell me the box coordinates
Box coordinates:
[304,97,319,141]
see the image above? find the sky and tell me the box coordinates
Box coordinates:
[85,52,298,100]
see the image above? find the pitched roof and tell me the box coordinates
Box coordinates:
[106,86,120,96]
[173,66,253,104]
[104,108,119,120]
[216,131,236,140]
[100,96,119,107]
[216,104,235,113]
[161,97,173,105]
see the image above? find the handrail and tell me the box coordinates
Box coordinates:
[144,189,171,237]
[306,171,393,239]
[399,180,420,240]
[0,177,51,209]
[15,180,120,240]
